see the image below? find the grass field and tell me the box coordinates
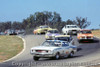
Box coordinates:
[92,30,100,67]
[92,30,100,38]
[0,35,23,62]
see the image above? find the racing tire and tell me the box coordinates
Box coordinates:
[68,51,74,58]
[63,33,66,35]
[33,56,40,61]
[78,40,81,43]
[54,53,60,60]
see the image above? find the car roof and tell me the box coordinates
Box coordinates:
[66,25,77,26]
[55,35,70,38]
[46,40,67,42]
[40,25,48,27]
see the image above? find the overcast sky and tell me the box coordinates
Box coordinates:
[0,0,100,29]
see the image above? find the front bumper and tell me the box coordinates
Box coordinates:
[68,30,78,35]
[31,53,55,58]
[79,37,93,40]
[45,36,55,40]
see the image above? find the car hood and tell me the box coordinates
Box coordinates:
[67,28,80,30]
[31,46,59,51]
[78,34,93,37]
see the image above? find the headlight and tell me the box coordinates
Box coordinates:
[90,37,93,39]
[45,35,49,38]
[52,34,55,36]
[48,50,52,53]
[80,37,82,39]
[31,49,35,52]
[68,30,72,32]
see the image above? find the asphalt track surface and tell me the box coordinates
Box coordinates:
[0,35,100,67]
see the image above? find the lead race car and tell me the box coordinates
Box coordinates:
[30,40,77,61]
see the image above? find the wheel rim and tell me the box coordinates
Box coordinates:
[56,54,59,59]
[70,52,73,56]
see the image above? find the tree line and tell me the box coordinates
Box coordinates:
[0,11,91,33]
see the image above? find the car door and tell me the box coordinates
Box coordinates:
[54,41,64,56]
[62,42,70,57]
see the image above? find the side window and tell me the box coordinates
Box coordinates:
[54,42,62,47]
[62,42,69,47]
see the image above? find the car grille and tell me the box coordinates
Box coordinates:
[81,36,91,39]
[87,36,91,39]
[72,30,77,31]
[35,50,48,53]
[82,36,85,38]
[49,36,53,39]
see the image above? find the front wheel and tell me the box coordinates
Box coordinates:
[33,56,40,61]
[78,40,81,43]
[68,52,74,58]
[54,53,60,60]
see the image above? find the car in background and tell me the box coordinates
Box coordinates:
[33,25,52,34]
[0,32,5,35]
[45,29,60,40]
[16,29,25,35]
[77,29,94,42]
[5,29,17,35]
[62,25,80,35]
[30,40,77,61]
[55,35,74,45]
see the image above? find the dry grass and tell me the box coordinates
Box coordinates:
[0,35,23,62]
[91,30,100,67]
[92,30,100,38]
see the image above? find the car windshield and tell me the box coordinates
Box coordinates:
[80,30,92,34]
[40,26,48,28]
[48,30,59,33]
[55,37,70,42]
[41,41,61,47]
[67,25,78,28]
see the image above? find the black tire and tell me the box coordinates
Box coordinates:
[68,51,74,58]
[90,40,94,43]
[78,40,81,43]
[64,33,66,35]
[33,56,40,61]
[54,53,60,60]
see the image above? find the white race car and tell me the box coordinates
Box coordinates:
[62,25,81,35]
[30,40,77,61]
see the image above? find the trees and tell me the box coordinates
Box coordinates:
[22,11,62,29]
[0,11,91,33]
[74,17,91,29]
[12,21,23,30]
[0,21,11,32]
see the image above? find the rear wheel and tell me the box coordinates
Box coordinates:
[33,56,40,61]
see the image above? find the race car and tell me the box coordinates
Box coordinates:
[62,25,81,35]
[54,35,74,45]
[77,29,94,42]
[33,25,52,34]
[45,29,60,40]
[30,40,77,61]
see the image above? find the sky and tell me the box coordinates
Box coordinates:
[0,0,100,29]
